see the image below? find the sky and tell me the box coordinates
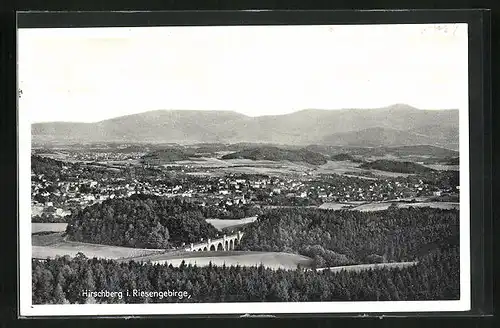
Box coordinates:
[18,24,469,123]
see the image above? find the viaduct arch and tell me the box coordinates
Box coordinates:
[185,231,244,252]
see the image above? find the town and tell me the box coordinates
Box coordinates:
[31,148,459,222]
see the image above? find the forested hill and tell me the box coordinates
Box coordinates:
[32,105,458,148]
[66,195,221,248]
[238,207,459,267]
[31,155,63,178]
[140,148,201,164]
[221,147,328,165]
[360,159,435,174]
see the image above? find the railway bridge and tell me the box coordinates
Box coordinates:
[184,231,244,252]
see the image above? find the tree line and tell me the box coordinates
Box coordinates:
[238,207,459,267]
[66,195,220,248]
[360,159,434,174]
[32,244,459,304]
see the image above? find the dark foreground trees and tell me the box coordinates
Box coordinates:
[32,244,459,304]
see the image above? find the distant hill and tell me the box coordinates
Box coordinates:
[331,153,355,161]
[221,146,328,165]
[408,124,459,144]
[32,105,459,147]
[306,145,458,159]
[141,148,201,164]
[360,160,435,174]
[322,127,443,148]
[382,145,459,158]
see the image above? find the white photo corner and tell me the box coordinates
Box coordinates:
[18,21,470,316]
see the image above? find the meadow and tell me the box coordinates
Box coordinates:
[319,201,459,212]
[142,251,313,270]
[32,223,68,233]
[205,216,258,231]
[32,238,165,260]
[316,261,418,273]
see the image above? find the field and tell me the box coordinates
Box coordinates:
[32,223,68,233]
[32,232,66,246]
[397,202,459,210]
[424,164,459,171]
[140,251,313,270]
[93,156,435,179]
[205,216,258,231]
[318,201,459,212]
[172,157,232,168]
[318,202,354,210]
[353,202,398,212]
[221,160,311,176]
[178,158,417,178]
[316,261,418,273]
[32,235,165,260]
[173,158,312,177]
[317,161,411,178]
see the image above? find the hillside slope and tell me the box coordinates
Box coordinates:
[32,105,459,147]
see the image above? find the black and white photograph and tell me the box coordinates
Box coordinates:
[18,21,470,316]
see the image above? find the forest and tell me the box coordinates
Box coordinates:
[32,243,459,304]
[221,146,329,165]
[66,195,220,248]
[31,155,64,179]
[140,148,201,164]
[360,159,435,174]
[238,207,459,267]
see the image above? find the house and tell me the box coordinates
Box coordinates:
[55,208,64,216]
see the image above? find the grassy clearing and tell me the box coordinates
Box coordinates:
[398,202,459,210]
[318,202,352,210]
[141,251,313,270]
[317,160,411,178]
[316,261,418,273]
[353,201,458,212]
[32,223,68,233]
[424,164,459,171]
[316,160,363,174]
[319,201,459,212]
[351,203,395,212]
[206,216,257,231]
[32,232,66,246]
[32,241,165,260]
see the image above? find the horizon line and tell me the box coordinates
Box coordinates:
[30,104,460,124]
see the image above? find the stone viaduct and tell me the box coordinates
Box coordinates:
[184,231,244,252]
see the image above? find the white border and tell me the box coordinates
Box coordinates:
[18,23,471,317]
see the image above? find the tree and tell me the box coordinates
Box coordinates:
[53,283,69,304]
[85,295,98,304]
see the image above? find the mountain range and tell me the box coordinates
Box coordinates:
[31,104,459,149]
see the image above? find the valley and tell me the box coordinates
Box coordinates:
[30,106,461,304]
